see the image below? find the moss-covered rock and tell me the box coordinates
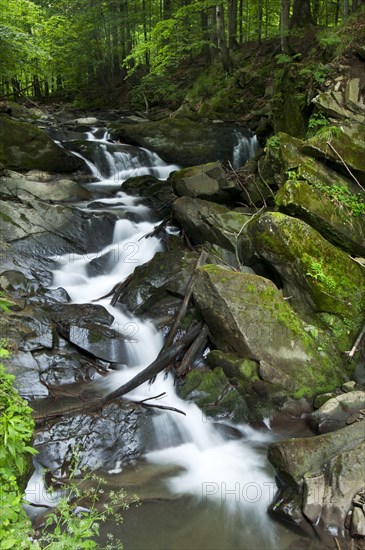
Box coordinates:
[302,123,365,175]
[276,179,365,256]
[240,212,365,349]
[0,115,84,172]
[178,366,249,422]
[171,162,239,203]
[122,174,174,216]
[110,118,256,167]
[193,264,345,400]
[173,196,250,252]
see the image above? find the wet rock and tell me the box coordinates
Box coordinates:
[233,158,274,206]
[276,179,365,256]
[239,211,365,351]
[122,174,174,216]
[171,162,239,203]
[34,402,152,476]
[2,351,48,399]
[193,264,344,400]
[110,118,256,166]
[117,248,199,317]
[173,196,250,252]
[0,114,85,172]
[268,422,365,536]
[351,507,365,537]
[309,391,365,433]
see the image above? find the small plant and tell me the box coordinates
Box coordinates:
[307,112,330,136]
[266,135,281,149]
[305,258,337,291]
[275,53,301,65]
[313,183,365,217]
[299,64,331,85]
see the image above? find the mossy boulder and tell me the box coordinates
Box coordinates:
[276,179,365,256]
[193,264,345,401]
[240,212,365,349]
[173,196,250,252]
[110,118,256,167]
[178,366,249,422]
[302,123,365,176]
[170,162,239,203]
[309,391,365,433]
[0,115,84,172]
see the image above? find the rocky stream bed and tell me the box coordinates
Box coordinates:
[0,81,365,549]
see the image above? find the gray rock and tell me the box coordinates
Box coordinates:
[351,506,365,537]
[309,391,365,433]
[302,472,325,525]
[173,196,250,252]
[171,162,239,203]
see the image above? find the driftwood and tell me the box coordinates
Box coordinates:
[346,323,365,361]
[162,251,207,352]
[139,218,170,241]
[132,393,186,416]
[102,322,202,404]
[176,324,209,376]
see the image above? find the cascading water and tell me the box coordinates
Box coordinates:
[43,127,282,548]
[232,130,259,169]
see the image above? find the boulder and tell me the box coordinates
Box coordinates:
[122,174,174,216]
[0,115,85,172]
[239,212,365,350]
[116,248,200,318]
[0,170,91,202]
[268,422,365,536]
[309,391,365,433]
[276,179,365,256]
[171,162,239,203]
[193,264,345,400]
[302,123,365,175]
[178,366,249,422]
[312,90,365,124]
[173,196,250,252]
[110,118,256,166]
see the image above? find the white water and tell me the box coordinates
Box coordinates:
[48,127,277,546]
[232,130,259,169]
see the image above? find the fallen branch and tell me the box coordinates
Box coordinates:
[138,218,169,241]
[102,322,203,404]
[334,537,342,550]
[227,161,256,208]
[176,324,209,376]
[346,323,365,361]
[162,251,207,352]
[326,141,365,194]
[130,392,186,415]
[110,273,134,306]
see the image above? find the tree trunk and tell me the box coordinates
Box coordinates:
[290,0,313,28]
[201,10,211,64]
[227,0,238,49]
[280,0,290,54]
[238,0,244,43]
[257,0,263,44]
[163,0,171,19]
[216,4,232,71]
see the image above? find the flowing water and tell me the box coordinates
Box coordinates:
[30,127,313,549]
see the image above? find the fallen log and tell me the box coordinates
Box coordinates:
[176,324,209,376]
[102,322,202,404]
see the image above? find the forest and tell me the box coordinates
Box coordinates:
[1,0,363,108]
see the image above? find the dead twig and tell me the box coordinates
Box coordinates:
[346,323,365,361]
[326,141,365,194]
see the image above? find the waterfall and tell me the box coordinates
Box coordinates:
[45,126,278,547]
[232,130,259,169]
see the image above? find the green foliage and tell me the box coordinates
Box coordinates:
[299,64,331,85]
[307,112,330,136]
[0,345,37,549]
[312,183,365,217]
[275,53,301,65]
[305,258,337,291]
[266,135,281,149]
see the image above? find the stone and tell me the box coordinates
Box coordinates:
[2,351,48,399]
[239,212,365,351]
[351,507,365,537]
[276,179,365,256]
[0,115,85,172]
[0,171,91,202]
[342,381,357,392]
[122,174,174,216]
[302,123,365,174]
[110,118,257,166]
[302,472,325,525]
[309,391,365,433]
[193,264,345,399]
[344,79,365,114]
[173,196,250,252]
[312,91,365,124]
[171,162,239,203]
[314,392,337,409]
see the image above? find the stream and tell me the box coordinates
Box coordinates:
[26,125,317,549]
